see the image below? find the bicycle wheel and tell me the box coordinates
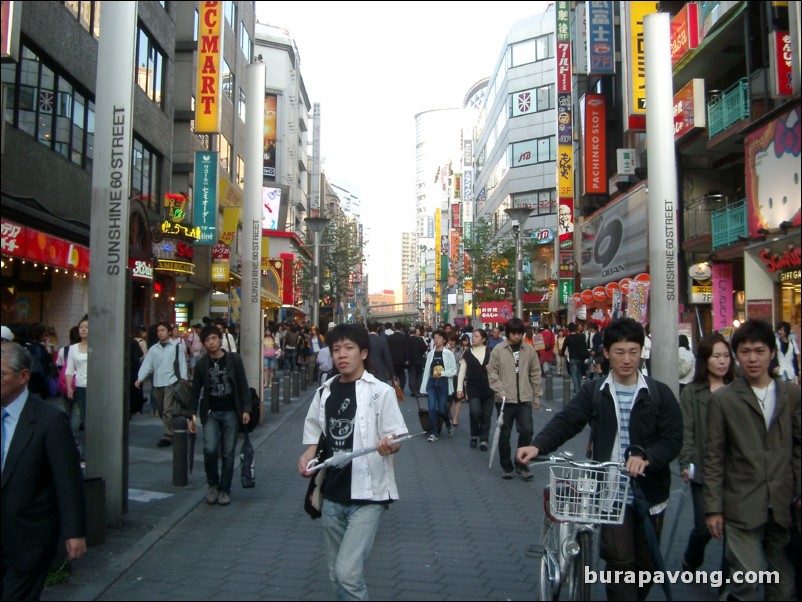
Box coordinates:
[568,530,593,601]
[538,517,561,601]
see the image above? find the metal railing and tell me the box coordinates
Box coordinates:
[711,198,747,248]
[708,78,750,138]
[683,197,713,239]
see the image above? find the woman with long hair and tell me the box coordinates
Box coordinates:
[455,329,495,450]
[65,316,89,453]
[678,332,736,571]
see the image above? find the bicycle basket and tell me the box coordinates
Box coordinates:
[548,465,628,525]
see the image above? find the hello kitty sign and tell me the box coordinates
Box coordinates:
[745,106,801,235]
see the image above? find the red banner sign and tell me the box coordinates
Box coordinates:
[670,3,699,65]
[479,301,514,323]
[584,94,607,194]
[1,219,90,273]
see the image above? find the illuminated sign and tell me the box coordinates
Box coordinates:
[156,259,195,275]
[195,1,223,133]
[164,192,189,223]
[161,220,201,240]
[129,258,154,281]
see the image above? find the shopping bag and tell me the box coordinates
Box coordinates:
[240,432,255,488]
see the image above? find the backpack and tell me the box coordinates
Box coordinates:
[240,386,261,433]
[25,342,52,398]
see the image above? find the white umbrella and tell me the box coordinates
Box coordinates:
[488,397,506,469]
[306,432,426,473]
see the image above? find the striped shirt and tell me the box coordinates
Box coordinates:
[614,380,637,504]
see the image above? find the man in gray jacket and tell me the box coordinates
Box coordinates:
[487,317,542,480]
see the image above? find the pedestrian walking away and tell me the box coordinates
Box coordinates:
[298,324,408,601]
[188,325,252,507]
[487,317,542,481]
[1,341,87,601]
[518,317,682,600]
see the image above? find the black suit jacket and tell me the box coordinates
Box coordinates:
[387,332,408,366]
[1,394,86,572]
[368,333,394,381]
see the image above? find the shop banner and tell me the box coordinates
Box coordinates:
[480,301,514,324]
[587,0,615,75]
[559,278,574,305]
[1,219,90,272]
[626,280,650,324]
[712,263,733,331]
[195,1,223,133]
[584,94,607,194]
[219,207,240,247]
[193,151,218,244]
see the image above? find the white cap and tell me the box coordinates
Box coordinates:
[327,322,337,331]
[1,326,13,341]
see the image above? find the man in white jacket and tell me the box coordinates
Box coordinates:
[298,324,407,601]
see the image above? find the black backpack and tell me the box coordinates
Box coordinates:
[240,387,261,433]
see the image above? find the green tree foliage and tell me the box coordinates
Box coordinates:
[462,217,538,304]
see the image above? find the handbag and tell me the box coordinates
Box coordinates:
[172,345,191,416]
[240,387,260,433]
[304,433,327,519]
[392,377,405,401]
[240,431,255,488]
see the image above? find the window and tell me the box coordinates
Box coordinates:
[536,34,554,61]
[513,190,558,216]
[218,134,232,176]
[511,38,537,66]
[2,45,94,169]
[510,136,556,167]
[238,87,246,122]
[131,138,160,211]
[224,1,236,28]
[135,25,166,106]
[221,59,233,102]
[240,22,252,63]
[63,1,101,38]
[509,84,555,117]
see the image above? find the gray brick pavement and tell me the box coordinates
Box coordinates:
[41,376,727,601]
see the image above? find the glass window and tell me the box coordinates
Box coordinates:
[537,85,554,111]
[536,34,554,60]
[221,59,233,102]
[238,87,246,123]
[537,138,551,163]
[511,38,537,67]
[131,137,160,211]
[219,135,232,175]
[224,1,236,28]
[63,1,100,38]
[71,92,85,165]
[240,22,252,63]
[135,25,166,106]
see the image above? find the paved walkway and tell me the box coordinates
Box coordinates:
[42,375,725,601]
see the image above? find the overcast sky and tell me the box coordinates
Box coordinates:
[255,1,552,293]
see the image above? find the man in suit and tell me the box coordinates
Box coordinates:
[387,322,409,392]
[1,341,86,600]
[367,322,394,383]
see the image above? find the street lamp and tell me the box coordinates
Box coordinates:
[305,216,330,330]
[504,206,533,320]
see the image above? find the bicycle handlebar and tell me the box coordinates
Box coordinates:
[530,454,625,470]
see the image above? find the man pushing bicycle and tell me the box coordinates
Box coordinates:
[518,317,682,601]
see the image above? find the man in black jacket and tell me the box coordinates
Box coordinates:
[188,326,252,507]
[388,322,409,393]
[518,317,682,601]
[367,322,394,383]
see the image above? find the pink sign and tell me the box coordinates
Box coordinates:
[711,263,733,331]
[479,301,513,323]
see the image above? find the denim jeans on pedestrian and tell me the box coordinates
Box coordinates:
[468,393,494,442]
[569,359,583,394]
[67,386,87,434]
[496,401,533,472]
[322,500,385,601]
[203,410,239,494]
[426,377,451,436]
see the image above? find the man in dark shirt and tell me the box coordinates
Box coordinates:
[367,322,394,383]
[388,322,409,393]
[561,322,590,393]
[188,326,251,506]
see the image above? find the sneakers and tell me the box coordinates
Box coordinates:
[502,470,514,480]
[470,437,478,448]
[447,425,455,436]
[479,441,488,452]
[205,486,219,505]
[217,491,231,506]
[157,438,172,448]
[427,434,438,442]
[515,465,534,480]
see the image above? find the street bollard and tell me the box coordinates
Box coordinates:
[283,372,291,405]
[292,370,300,397]
[271,376,280,413]
[300,365,308,391]
[545,372,553,402]
[563,375,572,409]
[172,417,188,487]
[307,362,314,385]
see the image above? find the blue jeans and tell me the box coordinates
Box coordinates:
[67,386,87,434]
[322,501,385,601]
[202,410,238,494]
[426,377,451,436]
[569,359,583,394]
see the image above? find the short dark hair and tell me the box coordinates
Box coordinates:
[326,324,370,371]
[156,321,172,331]
[432,329,447,341]
[200,325,222,342]
[678,334,691,350]
[731,319,776,353]
[602,317,644,349]
[472,329,488,342]
[586,322,598,331]
[505,317,525,336]
[692,333,736,385]
[567,323,577,333]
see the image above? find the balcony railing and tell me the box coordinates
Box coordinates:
[708,78,750,138]
[711,198,747,248]
[683,197,714,239]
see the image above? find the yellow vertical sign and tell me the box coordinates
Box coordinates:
[434,210,441,313]
[261,237,270,270]
[195,1,223,133]
[558,145,574,198]
[628,2,659,118]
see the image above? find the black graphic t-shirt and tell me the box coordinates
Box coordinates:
[208,354,236,412]
[321,379,357,503]
[430,350,445,378]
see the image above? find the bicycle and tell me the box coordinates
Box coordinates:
[531,452,629,601]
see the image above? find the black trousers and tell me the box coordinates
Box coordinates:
[1,554,49,601]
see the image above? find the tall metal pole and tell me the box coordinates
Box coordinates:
[86,1,137,527]
[645,13,680,399]
[305,217,329,330]
[504,207,533,320]
[241,61,266,393]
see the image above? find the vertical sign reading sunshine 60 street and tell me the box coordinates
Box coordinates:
[194,151,217,244]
